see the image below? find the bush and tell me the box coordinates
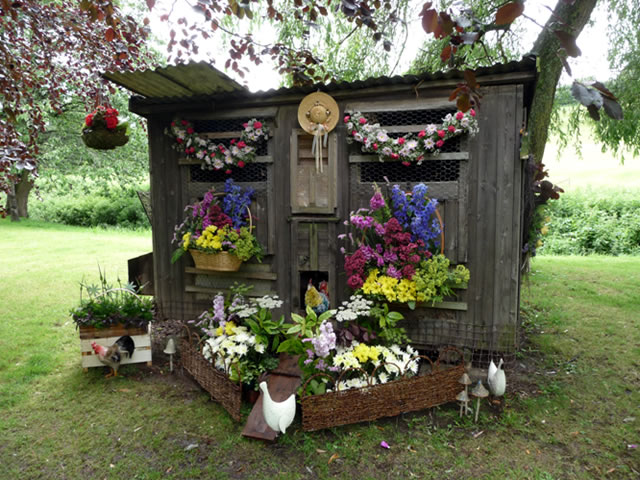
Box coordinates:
[30,185,149,230]
[539,188,640,255]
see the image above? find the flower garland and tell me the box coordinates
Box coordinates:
[344,109,478,165]
[165,118,269,173]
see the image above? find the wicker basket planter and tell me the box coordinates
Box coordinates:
[189,249,243,272]
[180,326,242,421]
[300,347,465,431]
[81,126,129,150]
[79,323,152,372]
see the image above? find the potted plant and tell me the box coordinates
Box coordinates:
[71,269,153,371]
[171,179,263,271]
[81,106,129,150]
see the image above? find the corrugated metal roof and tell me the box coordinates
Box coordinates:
[112,56,536,106]
[102,61,247,99]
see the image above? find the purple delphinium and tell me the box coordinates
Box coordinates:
[222,179,255,229]
[390,185,410,228]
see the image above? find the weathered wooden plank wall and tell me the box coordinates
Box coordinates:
[148,116,186,321]
[467,84,522,352]
[147,78,527,354]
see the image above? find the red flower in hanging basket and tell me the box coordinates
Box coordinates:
[81,105,129,150]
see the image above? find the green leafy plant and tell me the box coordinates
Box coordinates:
[70,267,153,329]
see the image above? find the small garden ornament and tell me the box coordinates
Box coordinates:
[164,338,176,372]
[487,358,506,397]
[458,372,472,416]
[456,389,470,418]
[260,381,296,434]
[471,381,489,422]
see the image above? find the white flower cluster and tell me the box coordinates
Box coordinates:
[328,342,420,392]
[344,109,478,165]
[335,294,373,322]
[203,324,266,372]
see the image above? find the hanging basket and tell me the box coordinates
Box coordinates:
[81,125,129,150]
[189,250,243,272]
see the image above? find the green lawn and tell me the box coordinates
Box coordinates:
[1,219,638,479]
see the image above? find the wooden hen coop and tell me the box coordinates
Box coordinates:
[109,57,537,359]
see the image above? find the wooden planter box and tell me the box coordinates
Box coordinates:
[300,347,465,431]
[79,323,152,372]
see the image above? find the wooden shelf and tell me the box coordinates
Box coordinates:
[185,267,277,281]
[185,285,277,296]
[349,152,469,163]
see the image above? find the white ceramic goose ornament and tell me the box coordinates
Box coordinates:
[487,358,506,396]
[259,381,296,434]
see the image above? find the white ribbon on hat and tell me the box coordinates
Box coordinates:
[311,123,329,174]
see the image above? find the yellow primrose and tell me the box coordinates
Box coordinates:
[225,321,236,335]
[182,232,191,250]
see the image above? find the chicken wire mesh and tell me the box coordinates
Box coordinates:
[189,163,268,184]
[359,159,461,183]
[363,108,457,127]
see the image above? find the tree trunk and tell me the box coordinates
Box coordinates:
[527,0,599,165]
[6,170,34,221]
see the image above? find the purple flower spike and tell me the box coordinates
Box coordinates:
[380,441,390,449]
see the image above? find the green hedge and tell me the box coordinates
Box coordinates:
[540,188,640,255]
[30,187,149,230]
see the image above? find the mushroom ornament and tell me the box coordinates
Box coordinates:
[471,381,490,422]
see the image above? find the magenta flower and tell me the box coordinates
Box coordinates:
[369,192,385,211]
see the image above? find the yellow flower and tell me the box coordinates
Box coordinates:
[353,343,380,363]
[182,232,191,250]
[225,321,236,335]
[215,326,223,336]
[541,225,549,235]
[536,239,543,248]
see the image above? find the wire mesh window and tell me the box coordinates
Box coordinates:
[359,160,460,183]
[363,108,457,127]
[190,163,268,183]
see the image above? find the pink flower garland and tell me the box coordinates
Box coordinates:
[165,118,269,174]
[345,109,478,165]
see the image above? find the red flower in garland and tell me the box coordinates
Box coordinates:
[85,114,94,127]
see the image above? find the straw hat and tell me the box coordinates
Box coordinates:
[297,92,339,135]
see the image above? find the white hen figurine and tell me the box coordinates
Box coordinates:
[487,358,506,396]
[259,381,296,434]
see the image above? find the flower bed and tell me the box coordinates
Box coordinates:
[180,325,243,421]
[180,287,288,420]
[300,347,465,431]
